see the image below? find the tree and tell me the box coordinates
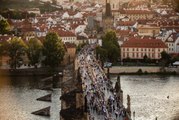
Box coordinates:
[102,30,119,48]
[143,54,151,63]
[0,19,10,34]
[160,51,171,66]
[107,43,120,62]
[96,46,107,61]
[96,46,107,67]
[161,51,171,60]
[5,37,26,69]
[42,32,65,68]
[101,30,120,62]
[26,38,42,68]
[76,43,86,52]
[143,54,148,62]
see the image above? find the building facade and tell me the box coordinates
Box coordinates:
[121,38,168,60]
[118,9,154,21]
[137,24,160,37]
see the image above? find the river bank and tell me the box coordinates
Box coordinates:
[0,67,63,76]
[104,66,179,75]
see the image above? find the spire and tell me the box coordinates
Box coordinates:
[105,0,112,17]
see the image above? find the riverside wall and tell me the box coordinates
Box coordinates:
[105,66,179,74]
[0,67,63,76]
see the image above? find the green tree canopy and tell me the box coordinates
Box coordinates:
[0,19,10,34]
[102,30,119,48]
[96,46,107,61]
[161,51,171,60]
[143,54,151,63]
[5,37,27,69]
[160,51,171,66]
[42,32,65,68]
[98,30,120,62]
[76,42,86,52]
[26,38,42,68]
[107,43,120,62]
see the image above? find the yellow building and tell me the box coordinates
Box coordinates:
[137,24,160,37]
[118,10,154,20]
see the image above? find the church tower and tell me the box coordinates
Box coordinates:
[102,0,114,31]
[105,0,112,17]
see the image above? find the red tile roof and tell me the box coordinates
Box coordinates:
[117,21,136,26]
[49,29,76,37]
[165,33,179,43]
[121,37,168,48]
[116,30,137,37]
[65,42,76,48]
[120,10,154,15]
[83,12,96,18]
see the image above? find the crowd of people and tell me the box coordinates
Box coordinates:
[77,45,130,120]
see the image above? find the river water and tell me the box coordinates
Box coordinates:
[0,75,178,120]
[111,75,179,120]
[0,76,61,120]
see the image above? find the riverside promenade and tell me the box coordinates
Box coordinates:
[77,45,131,120]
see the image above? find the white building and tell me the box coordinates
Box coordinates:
[121,37,168,60]
[57,30,77,43]
[165,33,179,53]
[75,25,86,34]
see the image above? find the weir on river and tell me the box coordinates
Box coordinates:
[77,44,131,120]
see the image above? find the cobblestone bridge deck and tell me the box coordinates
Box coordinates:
[77,45,131,120]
